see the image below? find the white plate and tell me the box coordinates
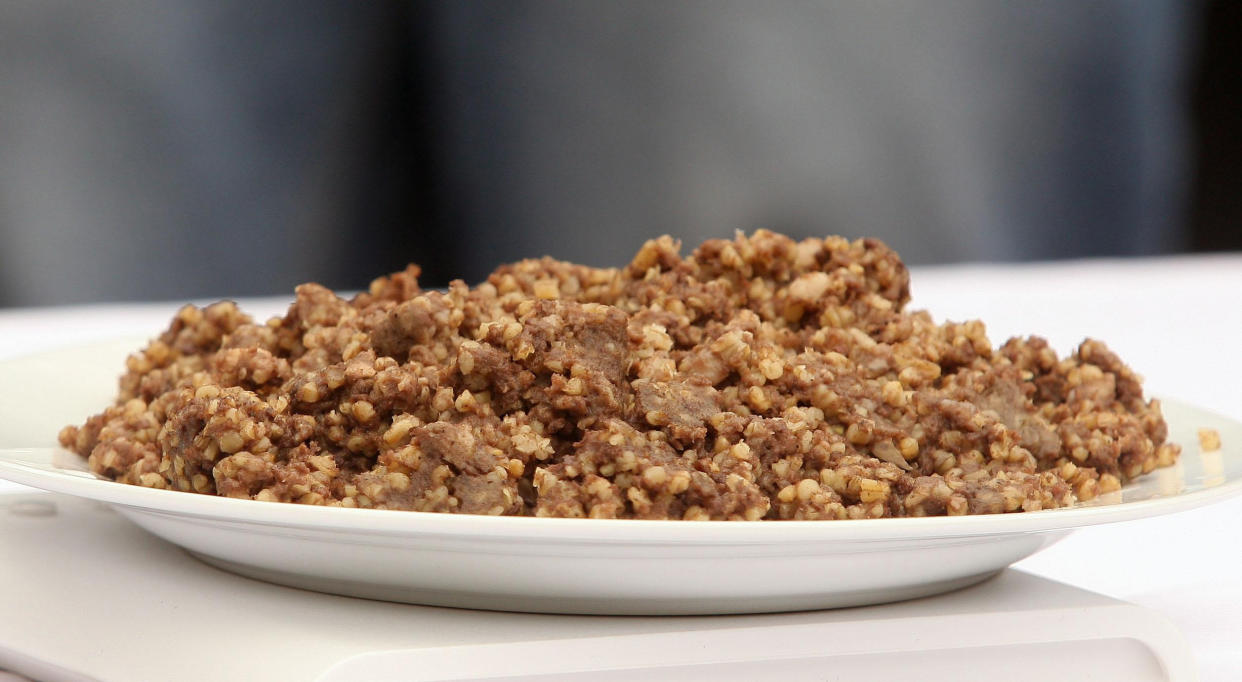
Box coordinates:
[1,340,1240,615]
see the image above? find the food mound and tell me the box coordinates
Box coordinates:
[61,231,1180,520]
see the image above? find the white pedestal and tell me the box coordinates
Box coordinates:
[0,493,1195,682]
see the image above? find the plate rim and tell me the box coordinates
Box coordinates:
[2,406,1239,545]
[1,339,1239,546]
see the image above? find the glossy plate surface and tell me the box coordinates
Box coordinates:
[1,340,1239,614]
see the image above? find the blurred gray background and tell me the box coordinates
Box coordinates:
[0,1,1237,307]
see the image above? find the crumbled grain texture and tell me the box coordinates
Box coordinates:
[60,231,1180,519]
[1198,428,1221,452]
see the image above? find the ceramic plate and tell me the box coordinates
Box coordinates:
[1,340,1239,615]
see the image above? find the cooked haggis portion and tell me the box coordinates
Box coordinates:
[60,231,1179,519]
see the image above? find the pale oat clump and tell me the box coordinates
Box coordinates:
[60,230,1180,519]
[1198,428,1221,452]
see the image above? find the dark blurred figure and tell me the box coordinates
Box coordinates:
[0,2,413,305]
[0,1,1211,306]
[1189,0,1242,253]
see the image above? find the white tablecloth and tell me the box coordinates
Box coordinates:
[2,254,1240,679]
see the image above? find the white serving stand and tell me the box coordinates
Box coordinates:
[0,492,1193,682]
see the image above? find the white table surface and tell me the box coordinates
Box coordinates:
[1,254,1240,680]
